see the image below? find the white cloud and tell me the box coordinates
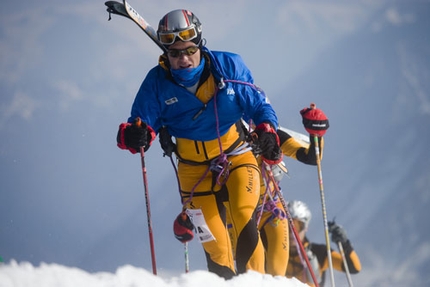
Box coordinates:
[385,7,415,26]
[372,6,416,32]
[52,80,84,111]
[0,91,39,128]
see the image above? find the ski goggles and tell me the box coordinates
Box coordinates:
[292,219,306,232]
[167,46,199,58]
[159,27,198,45]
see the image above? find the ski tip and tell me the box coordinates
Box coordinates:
[104,1,116,6]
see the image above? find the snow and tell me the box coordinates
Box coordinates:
[0,260,308,287]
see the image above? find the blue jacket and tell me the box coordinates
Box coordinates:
[128,47,278,142]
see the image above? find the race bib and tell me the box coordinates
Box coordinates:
[186,209,216,243]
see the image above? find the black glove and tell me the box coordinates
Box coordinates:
[125,123,148,149]
[159,126,176,157]
[300,103,329,136]
[252,123,283,164]
[173,212,194,243]
[117,120,150,153]
[328,221,348,244]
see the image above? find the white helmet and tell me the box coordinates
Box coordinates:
[287,200,312,229]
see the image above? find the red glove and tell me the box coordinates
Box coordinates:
[173,212,194,243]
[300,103,329,136]
[116,118,156,154]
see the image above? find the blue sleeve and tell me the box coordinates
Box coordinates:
[220,52,278,128]
[127,67,163,133]
[240,84,278,128]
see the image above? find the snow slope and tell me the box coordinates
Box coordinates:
[0,261,307,287]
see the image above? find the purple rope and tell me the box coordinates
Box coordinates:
[180,79,260,206]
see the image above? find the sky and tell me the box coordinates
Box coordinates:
[1,0,430,286]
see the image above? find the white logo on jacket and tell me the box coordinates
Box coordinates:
[165,97,178,105]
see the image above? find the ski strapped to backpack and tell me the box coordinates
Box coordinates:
[105,0,167,52]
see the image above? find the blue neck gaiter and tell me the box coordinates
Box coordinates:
[170,57,206,87]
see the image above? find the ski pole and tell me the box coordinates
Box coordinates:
[136,117,157,275]
[167,145,190,273]
[337,241,354,287]
[313,135,335,287]
[264,163,320,287]
[184,242,190,273]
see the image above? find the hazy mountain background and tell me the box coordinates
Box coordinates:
[1,1,429,286]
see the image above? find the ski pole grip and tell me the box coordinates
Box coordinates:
[135,117,142,127]
[134,117,146,152]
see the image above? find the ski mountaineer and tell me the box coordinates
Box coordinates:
[116,9,283,279]
[226,104,330,276]
[257,104,330,277]
[286,200,362,286]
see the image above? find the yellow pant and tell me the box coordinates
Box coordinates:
[227,168,290,276]
[179,151,265,278]
[258,199,290,276]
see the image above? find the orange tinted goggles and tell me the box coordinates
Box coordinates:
[159,27,198,45]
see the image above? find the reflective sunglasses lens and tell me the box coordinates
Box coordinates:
[167,49,180,57]
[184,46,199,55]
[168,46,199,58]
